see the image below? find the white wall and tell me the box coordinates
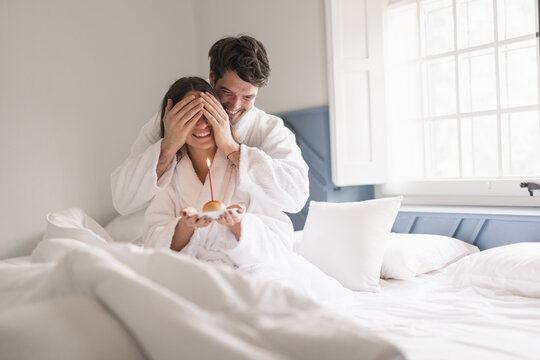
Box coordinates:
[0,0,328,258]
[0,0,199,258]
[193,0,328,114]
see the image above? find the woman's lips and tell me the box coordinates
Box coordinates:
[193,130,211,138]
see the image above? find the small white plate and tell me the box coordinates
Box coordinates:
[192,211,225,219]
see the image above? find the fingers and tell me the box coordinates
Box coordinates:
[200,92,221,113]
[216,209,242,226]
[177,99,204,124]
[182,109,204,130]
[181,214,212,228]
[165,96,203,126]
[194,216,212,228]
[169,95,197,116]
[201,108,217,127]
[201,92,228,121]
[164,98,173,116]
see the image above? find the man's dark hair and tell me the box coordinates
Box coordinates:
[208,35,270,87]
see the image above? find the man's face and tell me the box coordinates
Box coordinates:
[210,70,259,124]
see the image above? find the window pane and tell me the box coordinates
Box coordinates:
[425,119,460,178]
[499,39,538,108]
[420,0,454,56]
[497,0,537,40]
[457,0,494,49]
[501,111,540,176]
[461,116,499,177]
[387,64,424,180]
[387,64,422,120]
[458,48,497,113]
[423,56,457,116]
[386,4,419,65]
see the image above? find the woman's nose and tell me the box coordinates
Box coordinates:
[195,118,209,128]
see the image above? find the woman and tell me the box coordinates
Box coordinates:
[143,77,352,306]
[143,77,294,267]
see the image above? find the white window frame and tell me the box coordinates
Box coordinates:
[325,0,388,186]
[380,0,540,206]
[326,0,540,207]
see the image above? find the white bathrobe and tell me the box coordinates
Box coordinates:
[111,106,309,216]
[143,149,295,267]
[143,150,354,306]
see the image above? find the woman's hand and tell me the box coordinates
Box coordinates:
[216,205,245,240]
[161,96,204,155]
[200,92,240,156]
[179,207,212,229]
[171,207,210,252]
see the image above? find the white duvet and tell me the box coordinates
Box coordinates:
[2,235,540,360]
[0,238,403,360]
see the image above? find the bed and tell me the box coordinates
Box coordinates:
[1,202,540,360]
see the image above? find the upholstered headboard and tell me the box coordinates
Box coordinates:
[279,107,540,249]
[279,107,374,230]
[393,207,540,250]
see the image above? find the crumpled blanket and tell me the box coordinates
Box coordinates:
[0,238,405,360]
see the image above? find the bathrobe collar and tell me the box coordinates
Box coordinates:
[175,149,232,210]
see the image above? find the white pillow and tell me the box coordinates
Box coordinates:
[295,197,402,292]
[381,233,479,280]
[44,208,113,246]
[104,209,145,245]
[445,242,540,298]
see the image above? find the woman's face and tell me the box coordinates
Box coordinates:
[183,90,216,151]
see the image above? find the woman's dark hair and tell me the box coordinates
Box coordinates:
[208,35,270,87]
[160,77,218,138]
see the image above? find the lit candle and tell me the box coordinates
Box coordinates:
[206,158,214,201]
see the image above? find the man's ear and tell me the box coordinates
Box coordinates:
[209,71,215,87]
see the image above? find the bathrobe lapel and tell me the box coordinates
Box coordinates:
[175,150,237,210]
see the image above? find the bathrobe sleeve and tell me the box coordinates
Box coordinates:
[110,112,176,215]
[223,213,292,266]
[237,115,309,214]
[142,182,180,249]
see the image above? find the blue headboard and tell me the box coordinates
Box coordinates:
[278,107,374,230]
[278,107,540,250]
[393,208,540,250]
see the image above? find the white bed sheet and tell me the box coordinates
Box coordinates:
[3,236,540,360]
[349,271,540,360]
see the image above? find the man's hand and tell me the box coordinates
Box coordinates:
[156,97,204,179]
[162,96,204,154]
[201,92,240,156]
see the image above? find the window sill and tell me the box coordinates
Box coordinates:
[376,178,540,207]
[399,204,540,216]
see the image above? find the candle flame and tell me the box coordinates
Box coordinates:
[206,158,211,167]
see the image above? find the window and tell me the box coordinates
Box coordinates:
[325,0,540,206]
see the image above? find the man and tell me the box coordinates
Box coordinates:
[111,35,309,217]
